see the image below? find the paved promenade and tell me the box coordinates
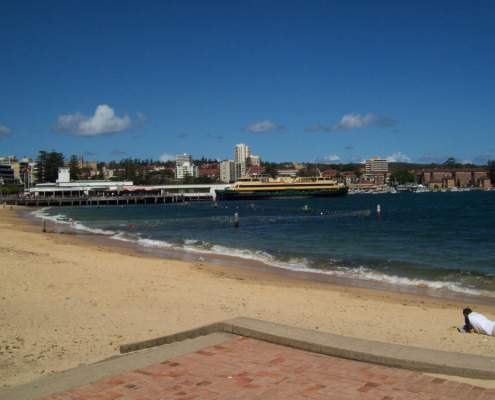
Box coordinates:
[41,336,494,400]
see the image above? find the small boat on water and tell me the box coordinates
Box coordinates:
[215,176,348,201]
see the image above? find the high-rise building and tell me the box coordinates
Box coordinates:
[364,157,389,184]
[0,156,18,186]
[175,153,197,180]
[220,160,235,183]
[176,153,193,165]
[235,161,246,180]
[365,157,389,174]
[234,144,251,163]
[0,164,15,185]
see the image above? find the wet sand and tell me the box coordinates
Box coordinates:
[1,206,495,388]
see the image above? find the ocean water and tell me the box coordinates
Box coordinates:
[33,191,495,297]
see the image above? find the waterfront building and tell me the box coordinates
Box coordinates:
[418,168,491,189]
[341,171,358,185]
[365,157,389,174]
[364,157,389,184]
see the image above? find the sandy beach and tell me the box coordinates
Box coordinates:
[1,206,495,389]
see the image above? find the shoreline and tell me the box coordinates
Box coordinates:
[1,206,495,388]
[26,206,495,305]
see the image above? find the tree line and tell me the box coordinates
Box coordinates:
[29,150,495,186]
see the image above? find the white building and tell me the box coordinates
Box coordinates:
[176,153,192,165]
[234,144,251,163]
[248,155,261,166]
[220,160,235,183]
[29,167,133,196]
[175,153,198,180]
[57,167,70,183]
[102,166,115,180]
[176,162,198,180]
[365,157,389,174]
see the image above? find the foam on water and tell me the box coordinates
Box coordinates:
[30,205,493,299]
[31,207,116,236]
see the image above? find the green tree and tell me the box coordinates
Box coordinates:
[46,151,65,182]
[261,162,278,178]
[69,155,81,180]
[389,170,416,185]
[36,151,47,182]
[36,150,64,183]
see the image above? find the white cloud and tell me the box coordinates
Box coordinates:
[159,153,175,162]
[244,120,285,133]
[324,154,341,162]
[386,152,411,163]
[54,104,132,136]
[0,125,11,137]
[305,113,397,133]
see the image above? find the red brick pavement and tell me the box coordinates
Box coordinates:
[42,337,495,400]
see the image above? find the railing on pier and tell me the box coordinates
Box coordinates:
[0,192,214,207]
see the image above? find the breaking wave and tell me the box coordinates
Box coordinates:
[30,208,494,299]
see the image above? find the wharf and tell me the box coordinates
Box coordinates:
[0,193,213,207]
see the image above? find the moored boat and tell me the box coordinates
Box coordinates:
[215,176,348,200]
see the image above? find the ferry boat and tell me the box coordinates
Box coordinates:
[215,176,348,200]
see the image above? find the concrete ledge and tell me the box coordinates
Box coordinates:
[121,317,495,380]
[1,332,235,400]
[120,321,225,353]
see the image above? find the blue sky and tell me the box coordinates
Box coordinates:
[1,0,494,164]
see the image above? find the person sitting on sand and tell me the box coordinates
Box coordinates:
[462,308,495,336]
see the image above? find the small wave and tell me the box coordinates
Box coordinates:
[27,208,493,298]
[31,208,116,236]
[155,239,490,297]
[136,237,174,248]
